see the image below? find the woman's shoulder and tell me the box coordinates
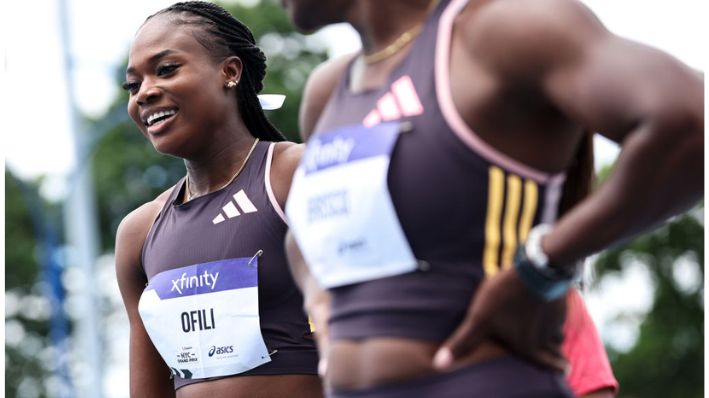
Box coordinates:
[300,52,358,140]
[457,0,606,80]
[115,187,174,254]
[270,142,304,179]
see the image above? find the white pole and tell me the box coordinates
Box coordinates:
[57,0,104,396]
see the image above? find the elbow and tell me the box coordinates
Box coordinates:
[683,128,704,198]
[665,104,703,178]
[643,103,705,201]
[644,93,703,158]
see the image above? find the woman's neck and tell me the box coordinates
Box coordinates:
[351,0,433,55]
[183,124,257,198]
[346,0,436,92]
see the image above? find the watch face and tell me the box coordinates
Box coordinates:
[525,224,553,267]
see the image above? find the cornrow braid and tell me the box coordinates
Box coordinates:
[148,1,285,142]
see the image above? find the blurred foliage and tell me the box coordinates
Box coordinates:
[91,0,328,251]
[591,166,704,398]
[5,170,55,398]
[5,171,42,288]
[594,213,704,398]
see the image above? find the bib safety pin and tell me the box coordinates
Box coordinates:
[248,249,264,266]
[261,349,278,359]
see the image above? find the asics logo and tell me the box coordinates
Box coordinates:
[213,189,258,225]
[208,345,234,357]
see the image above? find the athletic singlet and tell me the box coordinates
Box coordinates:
[141,141,318,389]
[298,0,567,342]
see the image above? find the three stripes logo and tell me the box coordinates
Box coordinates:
[362,75,424,127]
[212,189,258,224]
[170,367,193,379]
[483,166,540,277]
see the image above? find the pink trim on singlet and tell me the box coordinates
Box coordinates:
[265,143,288,224]
[435,0,566,185]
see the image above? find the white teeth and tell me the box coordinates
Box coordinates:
[146,109,176,126]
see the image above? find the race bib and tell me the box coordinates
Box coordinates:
[138,256,270,380]
[286,122,417,288]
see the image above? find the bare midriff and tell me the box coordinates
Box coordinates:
[327,338,508,390]
[177,374,322,398]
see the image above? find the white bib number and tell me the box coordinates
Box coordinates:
[286,122,417,288]
[138,257,270,379]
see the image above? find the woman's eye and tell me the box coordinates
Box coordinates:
[122,81,141,95]
[157,63,179,76]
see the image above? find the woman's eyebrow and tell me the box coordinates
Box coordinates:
[126,49,178,75]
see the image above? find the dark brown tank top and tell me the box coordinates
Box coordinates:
[313,0,566,342]
[142,141,317,389]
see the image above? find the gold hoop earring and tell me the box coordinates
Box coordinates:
[226,80,238,88]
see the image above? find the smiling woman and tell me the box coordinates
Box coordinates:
[113,2,320,397]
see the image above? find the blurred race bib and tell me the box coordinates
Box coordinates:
[286,122,417,288]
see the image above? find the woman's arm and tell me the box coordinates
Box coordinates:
[435,0,702,369]
[285,230,332,377]
[298,53,357,141]
[115,197,175,398]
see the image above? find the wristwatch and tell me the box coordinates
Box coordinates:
[514,224,579,301]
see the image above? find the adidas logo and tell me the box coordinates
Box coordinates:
[212,189,258,224]
[362,75,424,127]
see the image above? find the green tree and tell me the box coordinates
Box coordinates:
[592,211,704,398]
[5,169,65,398]
[591,166,703,397]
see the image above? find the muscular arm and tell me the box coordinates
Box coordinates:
[270,130,328,359]
[298,53,357,140]
[470,0,703,267]
[271,55,354,208]
[436,0,702,373]
[285,230,331,377]
[115,195,175,397]
[280,52,359,373]
[274,142,331,374]
[288,52,357,290]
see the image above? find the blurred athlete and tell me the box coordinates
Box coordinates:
[281,0,703,397]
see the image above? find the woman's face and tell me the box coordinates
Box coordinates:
[125,16,236,156]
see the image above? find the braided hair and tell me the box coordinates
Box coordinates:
[148,1,285,141]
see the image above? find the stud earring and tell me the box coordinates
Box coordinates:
[226,80,238,88]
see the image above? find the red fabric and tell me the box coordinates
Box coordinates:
[562,289,619,396]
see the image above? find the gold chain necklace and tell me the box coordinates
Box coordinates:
[184,137,260,202]
[361,0,440,65]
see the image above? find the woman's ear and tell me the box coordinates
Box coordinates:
[222,56,243,86]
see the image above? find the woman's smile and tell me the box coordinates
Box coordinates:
[144,108,179,135]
